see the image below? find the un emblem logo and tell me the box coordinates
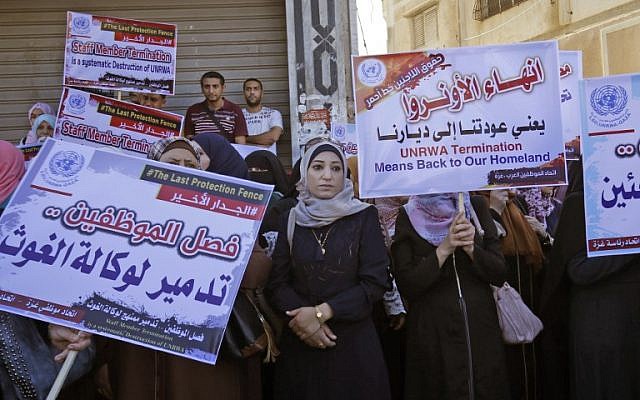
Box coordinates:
[590,85,627,116]
[588,84,631,128]
[72,16,91,34]
[333,125,346,140]
[358,59,386,87]
[49,151,84,179]
[68,93,87,115]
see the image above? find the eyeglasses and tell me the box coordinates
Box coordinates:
[303,136,345,152]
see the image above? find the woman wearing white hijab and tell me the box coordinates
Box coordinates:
[267,141,392,400]
[19,103,53,145]
[391,193,510,400]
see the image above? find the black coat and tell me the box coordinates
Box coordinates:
[267,206,392,400]
[391,196,509,400]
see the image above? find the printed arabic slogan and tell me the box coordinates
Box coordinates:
[580,73,640,257]
[0,139,273,365]
[352,41,567,198]
[559,51,583,160]
[64,11,177,94]
[56,87,182,158]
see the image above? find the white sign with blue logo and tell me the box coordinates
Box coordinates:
[580,73,640,257]
[352,41,567,198]
[63,11,177,94]
[55,87,183,158]
[0,139,272,364]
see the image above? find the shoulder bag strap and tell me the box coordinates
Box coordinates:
[206,109,231,137]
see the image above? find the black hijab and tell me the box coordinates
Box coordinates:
[245,150,291,195]
[193,133,249,179]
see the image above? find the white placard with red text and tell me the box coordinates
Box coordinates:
[559,51,583,160]
[56,87,182,158]
[0,139,272,364]
[64,11,177,94]
[353,41,567,198]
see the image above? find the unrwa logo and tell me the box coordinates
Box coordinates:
[333,125,346,140]
[67,93,87,115]
[590,85,627,116]
[49,151,84,178]
[71,15,91,35]
[41,150,85,187]
[358,58,386,87]
[588,84,630,128]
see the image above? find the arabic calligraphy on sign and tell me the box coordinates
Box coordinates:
[400,56,545,123]
[376,115,546,144]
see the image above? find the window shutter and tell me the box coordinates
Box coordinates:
[413,6,438,49]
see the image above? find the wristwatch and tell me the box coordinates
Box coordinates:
[314,305,324,324]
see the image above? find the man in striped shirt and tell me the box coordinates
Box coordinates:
[183,71,248,143]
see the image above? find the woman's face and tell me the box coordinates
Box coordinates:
[307,151,344,199]
[489,189,510,211]
[159,148,199,169]
[36,121,53,140]
[29,108,44,126]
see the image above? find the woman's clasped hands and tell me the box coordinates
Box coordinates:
[286,305,337,350]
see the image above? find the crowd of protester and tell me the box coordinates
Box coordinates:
[0,69,638,400]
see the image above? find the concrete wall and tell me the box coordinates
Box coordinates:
[383,0,640,78]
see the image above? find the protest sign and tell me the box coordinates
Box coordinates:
[331,123,358,158]
[559,51,583,160]
[16,143,42,169]
[352,41,566,198]
[0,139,272,364]
[55,87,182,158]
[580,73,640,257]
[64,11,177,94]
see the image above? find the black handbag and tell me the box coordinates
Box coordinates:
[222,288,280,362]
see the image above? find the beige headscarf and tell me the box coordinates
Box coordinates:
[294,141,370,228]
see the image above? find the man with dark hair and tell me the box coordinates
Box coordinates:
[242,78,283,154]
[140,93,167,109]
[183,71,248,143]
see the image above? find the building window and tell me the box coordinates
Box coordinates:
[413,6,438,49]
[473,0,527,21]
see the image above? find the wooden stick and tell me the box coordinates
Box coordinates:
[457,192,465,214]
[45,350,78,400]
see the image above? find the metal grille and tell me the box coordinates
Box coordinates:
[473,0,527,21]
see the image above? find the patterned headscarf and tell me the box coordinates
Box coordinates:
[375,196,409,237]
[518,187,555,225]
[0,141,25,206]
[294,141,370,228]
[147,136,202,169]
[404,193,474,246]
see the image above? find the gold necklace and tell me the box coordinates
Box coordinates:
[311,225,334,255]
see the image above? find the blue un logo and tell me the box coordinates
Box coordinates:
[590,85,627,116]
[49,151,85,179]
[68,93,87,115]
[72,16,91,35]
[358,59,386,87]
